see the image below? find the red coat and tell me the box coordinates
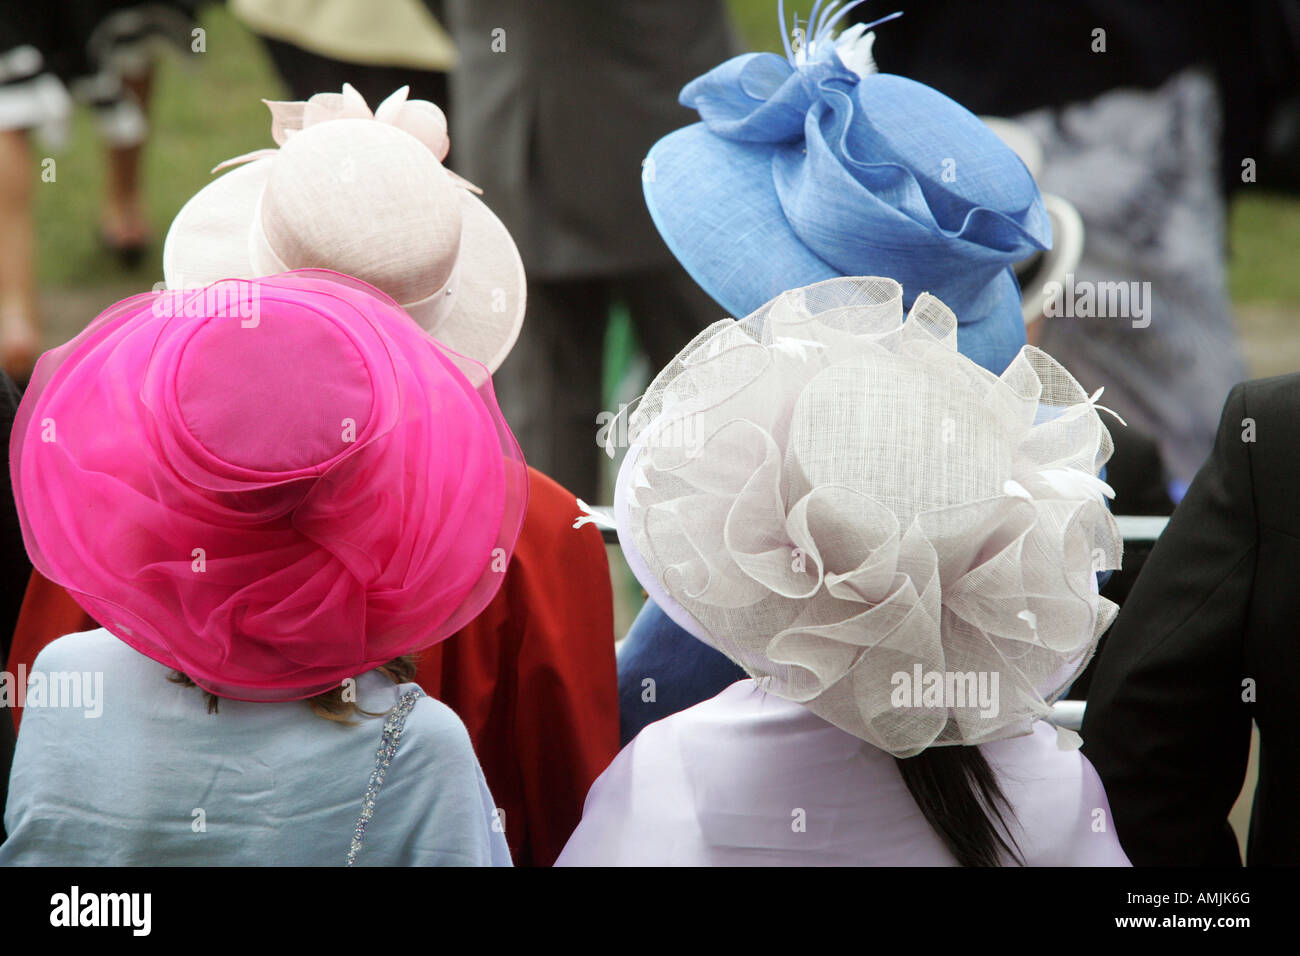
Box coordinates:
[5,466,618,867]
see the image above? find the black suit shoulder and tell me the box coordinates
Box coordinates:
[1082,377,1257,865]
[1237,373,1300,540]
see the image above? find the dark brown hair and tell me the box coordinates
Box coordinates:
[894,746,1023,867]
[168,655,419,723]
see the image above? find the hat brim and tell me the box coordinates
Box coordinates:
[162,158,526,374]
[613,441,713,647]
[643,123,1027,373]
[1021,195,1084,325]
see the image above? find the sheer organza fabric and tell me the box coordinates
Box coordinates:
[11,270,527,700]
[615,276,1121,756]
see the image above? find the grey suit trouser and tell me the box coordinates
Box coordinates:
[491,266,723,502]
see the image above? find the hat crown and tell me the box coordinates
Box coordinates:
[787,353,1011,524]
[174,292,372,474]
[260,120,463,305]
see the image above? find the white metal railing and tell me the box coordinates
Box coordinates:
[591,507,1170,547]
[1048,700,1087,731]
[1114,515,1170,543]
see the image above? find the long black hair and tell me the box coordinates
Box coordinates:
[894,746,1023,867]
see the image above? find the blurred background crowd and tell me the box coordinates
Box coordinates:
[2,1,1298,497]
[6,0,1299,598]
[2,3,1297,454]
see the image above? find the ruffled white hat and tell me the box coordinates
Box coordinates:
[614,276,1123,756]
[163,85,525,373]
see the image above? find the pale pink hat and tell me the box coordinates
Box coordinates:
[162,85,526,372]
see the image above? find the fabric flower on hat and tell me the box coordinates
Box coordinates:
[615,276,1122,756]
[214,83,478,193]
[270,83,451,161]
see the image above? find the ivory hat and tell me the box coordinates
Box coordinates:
[163,85,526,372]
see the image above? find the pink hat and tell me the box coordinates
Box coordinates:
[11,270,528,701]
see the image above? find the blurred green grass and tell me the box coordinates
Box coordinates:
[32,0,1300,309]
[730,0,816,52]
[34,5,283,288]
[1228,194,1300,305]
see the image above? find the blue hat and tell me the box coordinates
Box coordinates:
[642,5,1050,373]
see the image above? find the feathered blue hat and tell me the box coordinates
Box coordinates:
[641,1,1051,373]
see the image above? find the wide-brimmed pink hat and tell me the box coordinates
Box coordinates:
[11,270,528,701]
[162,85,526,373]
